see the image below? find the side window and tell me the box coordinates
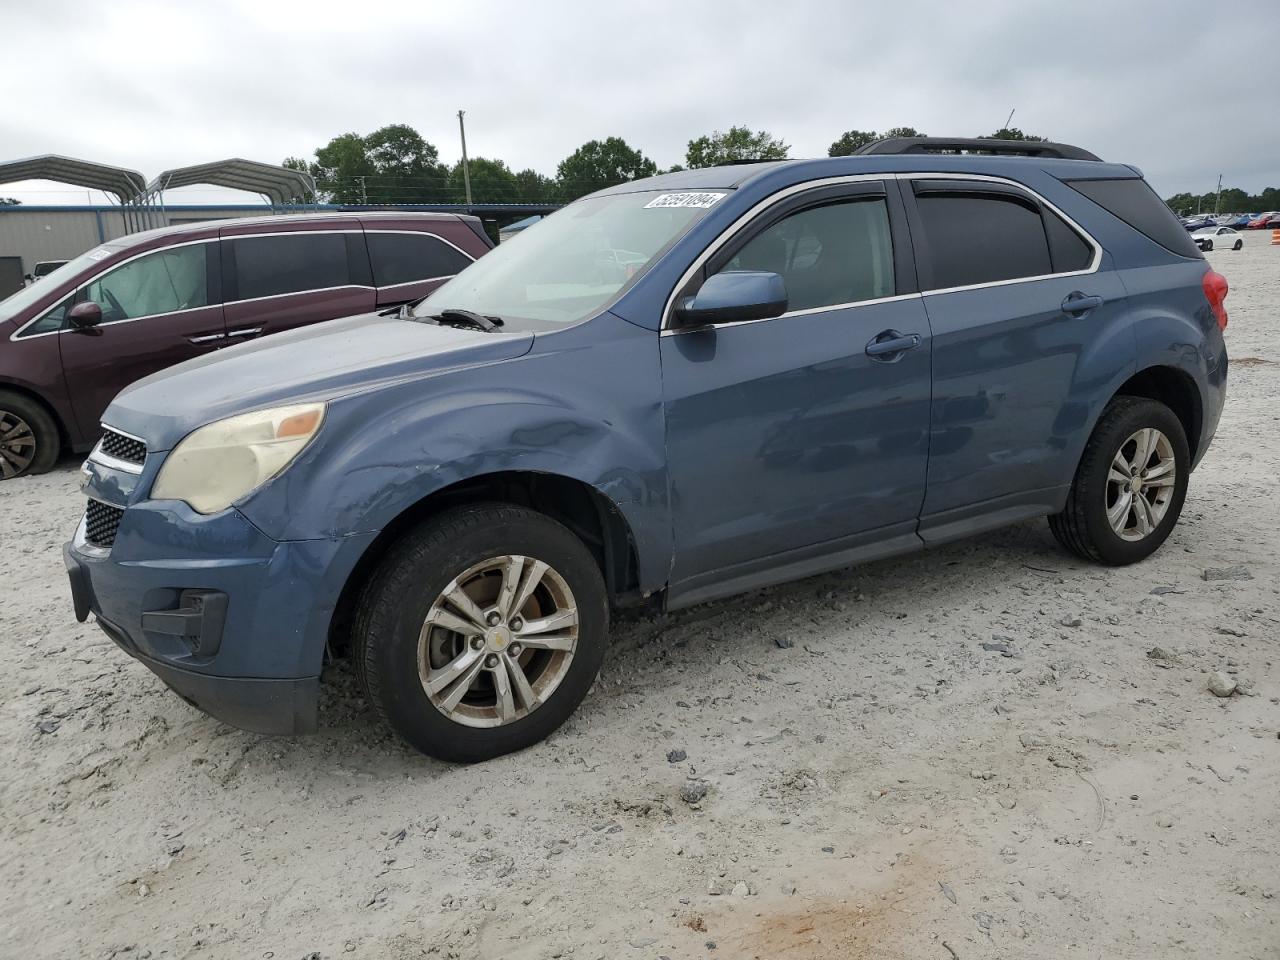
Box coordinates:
[366,232,473,287]
[231,233,350,300]
[716,199,895,312]
[1043,207,1094,273]
[915,193,1052,289]
[83,245,209,323]
[21,295,73,336]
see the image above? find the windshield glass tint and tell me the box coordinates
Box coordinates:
[0,245,121,324]
[414,190,725,327]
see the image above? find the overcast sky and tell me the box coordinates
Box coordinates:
[3,0,1277,204]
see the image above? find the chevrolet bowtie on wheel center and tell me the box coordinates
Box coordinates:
[65,137,1228,762]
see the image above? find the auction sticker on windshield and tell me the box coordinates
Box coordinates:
[644,192,726,209]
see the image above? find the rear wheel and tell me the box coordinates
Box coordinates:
[0,391,59,480]
[1049,396,1189,565]
[1203,239,1213,251]
[354,504,608,762]
[1233,239,1243,250]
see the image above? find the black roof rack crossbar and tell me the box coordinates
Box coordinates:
[853,137,1101,162]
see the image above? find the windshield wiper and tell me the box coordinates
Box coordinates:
[422,308,503,332]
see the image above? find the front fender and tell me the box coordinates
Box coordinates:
[237,313,672,590]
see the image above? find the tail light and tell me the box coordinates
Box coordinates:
[1202,269,1228,330]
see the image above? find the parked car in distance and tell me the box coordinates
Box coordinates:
[0,212,491,479]
[67,137,1228,762]
[1191,226,1244,251]
[1181,216,1212,231]
[28,260,69,282]
[1227,214,1254,229]
[1246,211,1278,228]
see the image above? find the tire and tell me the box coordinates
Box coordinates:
[1203,240,1213,251]
[354,503,608,762]
[1234,240,1243,250]
[1049,396,1189,566]
[0,390,60,480]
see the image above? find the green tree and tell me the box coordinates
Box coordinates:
[513,168,560,204]
[882,126,925,139]
[449,157,518,203]
[556,137,657,198]
[984,127,1047,141]
[0,197,20,205]
[309,132,375,203]
[828,129,878,157]
[686,126,789,168]
[363,124,449,203]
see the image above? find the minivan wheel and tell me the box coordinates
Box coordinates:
[354,504,608,762]
[0,390,59,480]
[1049,396,1189,565]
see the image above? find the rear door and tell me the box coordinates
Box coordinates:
[57,240,225,436]
[901,177,1130,539]
[220,226,375,344]
[365,229,479,307]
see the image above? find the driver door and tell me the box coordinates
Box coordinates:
[58,241,225,439]
[660,182,933,601]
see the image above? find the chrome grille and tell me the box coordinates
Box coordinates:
[84,499,124,548]
[98,428,146,465]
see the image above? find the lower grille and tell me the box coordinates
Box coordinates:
[84,499,124,548]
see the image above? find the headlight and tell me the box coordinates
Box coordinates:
[151,403,325,514]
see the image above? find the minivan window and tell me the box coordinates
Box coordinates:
[23,294,74,336]
[415,190,723,328]
[83,244,209,323]
[232,233,350,300]
[1,244,122,329]
[916,193,1052,289]
[717,199,895,312]
[367,232,473,287]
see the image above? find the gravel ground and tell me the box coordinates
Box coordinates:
[2,239,1277,960]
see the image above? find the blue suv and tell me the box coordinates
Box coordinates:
[65,137,1229,762]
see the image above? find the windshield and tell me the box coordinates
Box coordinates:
[0,244,120,323]
[413,190,727,328]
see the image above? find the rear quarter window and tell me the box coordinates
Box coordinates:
[366,232,473,287]
[1066,178,1202,259]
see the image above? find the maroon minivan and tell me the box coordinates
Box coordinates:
[0,212,492,479]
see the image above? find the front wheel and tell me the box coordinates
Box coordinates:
[1049,396,1189,565]
[0,390,59,480]
[354,504,608,762]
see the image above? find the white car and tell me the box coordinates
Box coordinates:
[1190,226,1243,251]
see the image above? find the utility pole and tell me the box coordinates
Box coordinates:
[1002,107,1016,132]
[358,176,368,205]
[457,110,473,208]
[1214,173,1223,216]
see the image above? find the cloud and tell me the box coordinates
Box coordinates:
[2,0,1276,202]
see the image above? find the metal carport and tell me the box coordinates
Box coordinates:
[0,154,156,231]
[143,159,316,216]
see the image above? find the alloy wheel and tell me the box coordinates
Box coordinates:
[1105,427,1177,541]
[0,409,37,480]
[418,555,579,728]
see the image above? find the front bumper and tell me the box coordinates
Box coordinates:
[64,494,377,736]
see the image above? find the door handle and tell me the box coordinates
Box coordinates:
[865,330,922,359]
[224,327,263,340]
[1061,292,1104,316]
[187,332,226,345]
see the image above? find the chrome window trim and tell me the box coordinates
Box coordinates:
[10,237,219,342]
[376,275,459,292]
[11,227,478,340]
[659,172,1103,332]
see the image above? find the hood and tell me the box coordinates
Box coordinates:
[105,312,533,451]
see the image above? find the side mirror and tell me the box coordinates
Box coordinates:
[674,271,788,328]
[68,301,103,329]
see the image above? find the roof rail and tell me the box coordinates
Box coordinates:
[853,137,1102,162]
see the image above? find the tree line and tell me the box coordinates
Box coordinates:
[281,123,1055,205]
[1164,186,1280,216]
